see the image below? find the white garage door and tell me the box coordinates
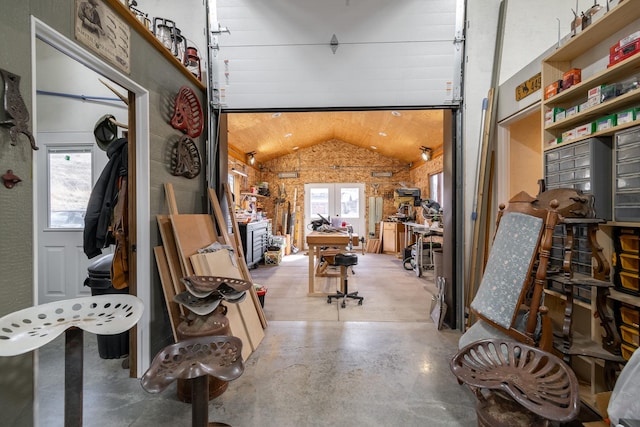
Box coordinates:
[212,0,463,109]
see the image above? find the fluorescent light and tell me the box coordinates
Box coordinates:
[231,168,247,177]
[278,171,298,178]
[371,171,393,177]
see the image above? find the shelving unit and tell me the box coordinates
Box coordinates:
[540,2,640,414]
[542,0,640,151]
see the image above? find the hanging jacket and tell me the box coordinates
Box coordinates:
[83,138,128,259]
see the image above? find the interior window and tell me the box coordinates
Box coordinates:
[429,172,443,206]
[48,147,92,228]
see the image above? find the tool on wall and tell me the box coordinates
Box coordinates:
[0,68,38,150]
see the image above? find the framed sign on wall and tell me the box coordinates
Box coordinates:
[74,0,130,73]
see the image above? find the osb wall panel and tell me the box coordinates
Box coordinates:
[230,141,445,232]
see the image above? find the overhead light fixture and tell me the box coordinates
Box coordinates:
[278,171,299,179]
[371,171,393,177]
[231,168,247,177]
[421,146,432,161]
[247,151,256,166]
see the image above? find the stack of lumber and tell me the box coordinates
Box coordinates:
[366,239,382,254]
[154,183,266,361]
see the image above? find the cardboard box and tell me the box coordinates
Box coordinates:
[562,129,577,141]
[555,109,567,121]
[596,114,617,131]
[544,80,562,100]
[618,108,637,125]
[609,39,640,67]
[545,107,564,125]
[611,30,640,55]
[562,68,581,90]
[588,85,606,102]
[576,122,596,137]
[566,105,579,117]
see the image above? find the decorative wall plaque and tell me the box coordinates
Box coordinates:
[74,0,130,73]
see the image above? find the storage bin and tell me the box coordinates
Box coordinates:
[618,233,640,254]
[615,270,640,295]
[84,254,130,359]
[264,250,282,265]
[620,324,639,347]
[619,253,640,271]
[621,304,640,328]
[621,342,637,361]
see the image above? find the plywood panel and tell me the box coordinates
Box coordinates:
[190,250,265,360]
[170,214,217,277]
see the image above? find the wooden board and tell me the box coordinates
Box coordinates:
[157,215,187,302]
[209,188,267,329]
[164,182,179,215]
[170,214,217,277]
[190,250,265,360]
[222,184,268,329]
[153,246,181,341]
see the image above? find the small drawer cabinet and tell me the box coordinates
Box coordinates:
[238,220,270,268]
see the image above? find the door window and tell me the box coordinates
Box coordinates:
[47,147,92,229]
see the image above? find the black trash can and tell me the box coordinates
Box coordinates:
[84,253,130,359]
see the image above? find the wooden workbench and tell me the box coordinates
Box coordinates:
[306,231,359,296]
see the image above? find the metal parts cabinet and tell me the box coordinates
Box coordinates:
[238,220,270,268]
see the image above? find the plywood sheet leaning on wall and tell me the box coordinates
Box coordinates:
[170,214,217,277]
[208,187,267,328]
[153,246,181,341]
[190,250,265,360]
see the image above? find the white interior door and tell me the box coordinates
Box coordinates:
[37,133,109,304]
[304,183,365,249]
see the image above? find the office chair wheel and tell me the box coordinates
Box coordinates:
[341,301,346,308]
[327,297,331,304]
[358,299,363,305]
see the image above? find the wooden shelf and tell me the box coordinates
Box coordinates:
[609,288,640,305]
[241,192,267,198]
[544,288,592,310]
[105,0,205,91]
[543,54,640,109]
[543,0,640,63]
[544,90,640,132]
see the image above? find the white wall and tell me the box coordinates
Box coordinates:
[462,0,579,302]
[36,38,128,132]
[212,0,460,108]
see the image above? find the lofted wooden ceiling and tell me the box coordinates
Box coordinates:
[227,109,445,166]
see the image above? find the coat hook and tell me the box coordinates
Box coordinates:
[2,170,21,189]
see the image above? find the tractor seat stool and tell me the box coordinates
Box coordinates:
[327,252,363,308]
[141,335,244,427]
[0,295,144,427]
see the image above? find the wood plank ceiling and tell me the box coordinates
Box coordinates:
[227,109,445,166]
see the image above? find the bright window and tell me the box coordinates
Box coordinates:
[48,147,92,228]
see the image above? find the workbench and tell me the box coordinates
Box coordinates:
[306,231,359,296]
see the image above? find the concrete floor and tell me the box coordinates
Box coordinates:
[36,252,479,426]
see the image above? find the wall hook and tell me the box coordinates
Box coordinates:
[2,170,21,189]
[0,68,38,150]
